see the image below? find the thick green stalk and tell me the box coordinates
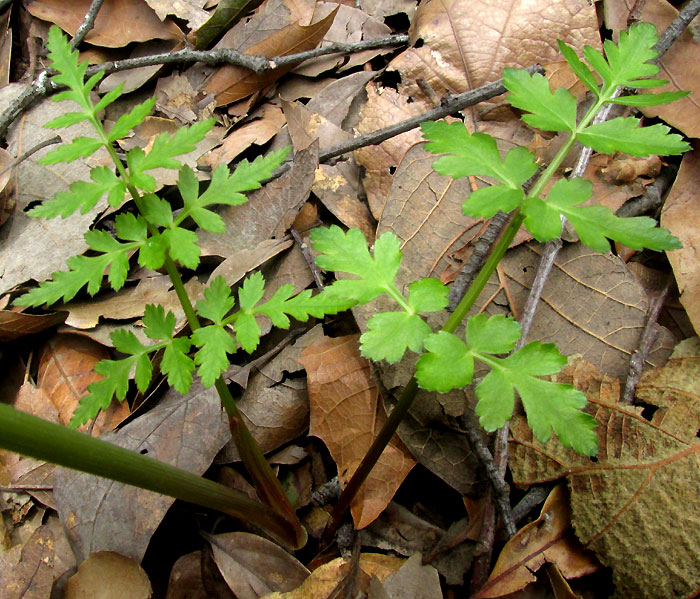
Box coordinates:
[0,403,300,547]
[93,117,306,546]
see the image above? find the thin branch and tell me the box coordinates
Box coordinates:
[653,0,700,60]
[0,135,62,177]
[621,278,671,404]
[71,0,106,49]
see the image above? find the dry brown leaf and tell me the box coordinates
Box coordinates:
[204,104,287,167]
[394,0,599,99]
[604,0,700,138]
[204,8,338,106]
[53,381,230,562]
[374,553,442,599]
[292,2,391,76]
[198,143,318,258]
[661,145,700,336]
[13,382,59,424]
[0,309,66,341]
[100,40,179,95]
[500,242,675,378]
[166,550,236,599]
[143,0,210,30]
[476,486,599,598]
[64,551,151,599]
[62,275,205,330]
[26,0,183,47]
[261,553,404,599]
[359,0,416,20]
[0,524,54,599]
[217,326,322,462]
[204,532,309,599]
[299,334,416,529]
[509,354,700,599]
[37,334,129,434]
[0,84,111,297]
[354,84,430,219]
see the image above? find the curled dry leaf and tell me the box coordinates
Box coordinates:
[661,146,700,336]
[476,485,599,598]
[0,309,66,341]
[299,334,416,529]
[26,0,183,48]
[509,354,700,599]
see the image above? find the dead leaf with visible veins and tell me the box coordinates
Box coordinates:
[63,551,151,599]
[37,334,130,434]
[26,0,183,47]
[605,0,700,138]
[476,485,599,598]
[661,145,700,336]
[143,0,210,31]
[0,524,54,599]
[299,334,416,529]
[53,381,230,562]
[509,351,700,599]
[204,532,309,599]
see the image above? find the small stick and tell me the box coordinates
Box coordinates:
[290,226,325,290]
[621,279,670,404]
[71,0,106,49]
[0,135,61,177]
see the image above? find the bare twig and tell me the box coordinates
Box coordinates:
[0,135,62,177]
[616,165,677,218]
[458,410,516,537]
[621,278,671,404]
[0,484,54,492]
[512,485,550,523]
[71,0,106,49]
[290,226,325,290]
[653,0,700,60]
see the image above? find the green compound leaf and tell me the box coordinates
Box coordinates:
[596,22,660,89]
[108,97,156,142]
[503,68,577,132]
[45,26,99,113]
[28,166,124,218]
[578,117,690,156]
[192,325,236,387]
[523,177,682,252]
[162,337,194,394]
[360,311,432,363]
[558,39,599,97]
[163,227,200,269]
[142,304,176,341]
[44,111,89,128]
[311,226,401,303]
[197,276,236,323]
[466,313,521,354]
[416,331,474,393]
[39,137,103,165]
[70,356,137,427]
[609,90,690,107]
[140,193,173,227]
[407,278,449,313]
[422,120,537,192]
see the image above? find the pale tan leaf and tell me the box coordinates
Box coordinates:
[299,334,416,529]
[26,0,183,47]
[661,146,700,336]
[143,0,210,30]
[63,551,151,599]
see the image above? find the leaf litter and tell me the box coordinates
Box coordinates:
[0,0,699,597]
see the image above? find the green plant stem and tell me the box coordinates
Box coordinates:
[0,402,300,547]
[95,121,306,547]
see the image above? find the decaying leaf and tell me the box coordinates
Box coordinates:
[53,381,230,562]
[204,532,309,599]
[0,524,54,599]
[26,0,183,47]
[260,553,404,599]
[0,309,66,341]
[476,485,599,598]
[510,354,700,599]
[661,146,700,336]
[299,334,416,529]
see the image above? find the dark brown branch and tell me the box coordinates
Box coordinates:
[71,0,106,49]
[0,135,61,177]
[653,0,700,60]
